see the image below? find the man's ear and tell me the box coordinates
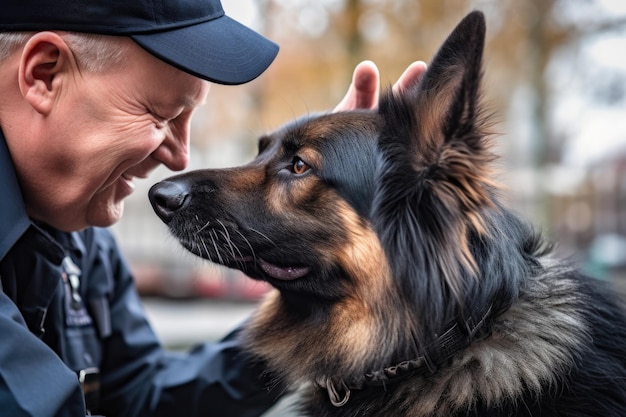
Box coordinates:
[18,32,75,116]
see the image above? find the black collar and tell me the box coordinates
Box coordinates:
[317,304,494,407]
[0,129,32,261]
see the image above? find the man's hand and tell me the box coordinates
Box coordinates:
[334,60,427,112]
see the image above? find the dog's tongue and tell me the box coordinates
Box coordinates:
[259,259,310,280]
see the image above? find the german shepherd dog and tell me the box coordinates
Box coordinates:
[149,11,626,417]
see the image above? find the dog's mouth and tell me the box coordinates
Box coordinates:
[168,227,312,282]
[230,255,311,281]
[258,259,311,280]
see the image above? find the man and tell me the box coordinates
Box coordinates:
[0,1,426,416]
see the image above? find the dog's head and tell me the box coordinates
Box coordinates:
[149,109,383,302]
[150,11,525,373]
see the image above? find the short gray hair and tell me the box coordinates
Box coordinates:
[0,32,129,72]
[0,33,31,61]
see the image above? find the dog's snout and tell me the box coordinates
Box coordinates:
[149,181,190,223]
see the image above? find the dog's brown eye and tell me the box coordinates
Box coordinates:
[292,157,310,175]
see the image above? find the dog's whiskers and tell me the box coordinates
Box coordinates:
[248,227,276,247]
[195,219,212,234]
[216,220,251,268]
[217,229,244,266]
[216,220,235,253]
[209,230,224,265]
[199,237,212,261]
[234,229,258,265]
[217,230,236,258]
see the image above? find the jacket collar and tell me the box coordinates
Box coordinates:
[0,129,32,261]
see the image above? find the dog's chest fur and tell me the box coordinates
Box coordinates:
[246,261,620,417]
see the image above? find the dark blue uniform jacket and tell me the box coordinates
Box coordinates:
[0,132,279,417]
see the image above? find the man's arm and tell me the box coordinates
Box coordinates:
[0,291,86,417]
[91,228,280,417]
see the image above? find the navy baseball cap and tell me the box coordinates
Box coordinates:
[0,0,279,85]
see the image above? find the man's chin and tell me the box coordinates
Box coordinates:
[85,200,125,229]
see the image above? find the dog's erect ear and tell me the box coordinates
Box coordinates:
[386,10,487,151]
[412,10,486,141]
[373,11,495,336]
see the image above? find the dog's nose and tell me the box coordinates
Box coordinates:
[149,181,190,223]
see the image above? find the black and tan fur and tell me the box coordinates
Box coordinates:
[149,11,626,417]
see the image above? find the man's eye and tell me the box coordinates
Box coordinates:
[149,111,167,126]
[292,157,310,175]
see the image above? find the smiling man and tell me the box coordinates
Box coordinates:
[0,0,425,416]
[4,35,211,231]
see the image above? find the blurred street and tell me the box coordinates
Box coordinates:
[141,297,257,347]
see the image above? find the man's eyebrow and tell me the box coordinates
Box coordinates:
[156,97,202,114]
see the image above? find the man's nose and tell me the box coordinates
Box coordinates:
[152,138,189,172]
[152,121,191,172]
[148,180,190,223]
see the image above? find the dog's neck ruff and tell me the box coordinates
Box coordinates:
[317,305,494,407]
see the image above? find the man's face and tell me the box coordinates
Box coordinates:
[17,40,211,231]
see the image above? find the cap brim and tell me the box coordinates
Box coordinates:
[132,15,278,85]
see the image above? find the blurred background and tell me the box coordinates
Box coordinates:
[110,0,626,409]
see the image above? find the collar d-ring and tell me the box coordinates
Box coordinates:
[325,377,351,407]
